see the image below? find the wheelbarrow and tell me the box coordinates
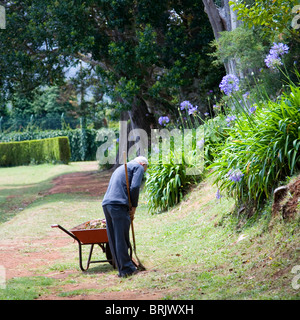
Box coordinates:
[51,219,119,272]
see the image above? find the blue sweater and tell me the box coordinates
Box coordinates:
[102,161,145,208]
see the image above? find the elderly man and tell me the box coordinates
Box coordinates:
[102,156,148,278]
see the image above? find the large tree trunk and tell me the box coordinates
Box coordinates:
[129,97,156,135]
[113,97,156,167]
[202,0,242,76]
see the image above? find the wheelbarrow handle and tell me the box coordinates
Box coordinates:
[51,224,79,242]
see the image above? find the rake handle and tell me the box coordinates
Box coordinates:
[123,152,136,252]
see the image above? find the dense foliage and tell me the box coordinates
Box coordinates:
[145,141,203,213]
[0,0,224,132]
[145,160,196,214]
[210,85,300,208]
[230,0,300,43]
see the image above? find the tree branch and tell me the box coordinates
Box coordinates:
[74,52,109,71]
[202,0,226,39]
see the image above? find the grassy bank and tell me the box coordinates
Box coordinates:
[0,163,299,300]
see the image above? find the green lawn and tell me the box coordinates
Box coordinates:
[0,163,299,300]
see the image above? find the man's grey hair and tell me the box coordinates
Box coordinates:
[133,156,148,165]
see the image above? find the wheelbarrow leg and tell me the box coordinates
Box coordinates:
[78,242,85,271]
[86,244,94,270]
[51,225,91,272]
[78,243,94,272]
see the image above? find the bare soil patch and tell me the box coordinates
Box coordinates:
[43,166,113,198]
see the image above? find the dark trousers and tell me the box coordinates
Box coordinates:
[102,204,136,277]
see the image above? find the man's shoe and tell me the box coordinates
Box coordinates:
[131,270,139,276]
[119,270,139,278]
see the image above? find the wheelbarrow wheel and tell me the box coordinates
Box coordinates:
[105,243,116,269]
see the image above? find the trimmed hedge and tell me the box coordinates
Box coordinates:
[0,137,71,167]
[0,128,100,162]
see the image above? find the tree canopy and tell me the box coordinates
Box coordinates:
[0,0,224,131]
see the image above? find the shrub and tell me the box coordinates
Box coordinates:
[145,128,204,214]
[0,137,70,167]
[145,158,200,214]
[210,85,300,207]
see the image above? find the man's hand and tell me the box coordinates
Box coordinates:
[129,207,136,221]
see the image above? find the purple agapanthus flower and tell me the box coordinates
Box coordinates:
[270,42,289,57]
[158,116,170,126]
[216,189,222,200]
[242,92,250,100]
[180,100,193,110]
[219,74,240,96]
[249,105,257,114]
[226,115,237,126]
[227,169,244,183]
[265,42,289,70]
[153,145,159,154]
[188,105,198,115]
[197,139,205,149]
[264,53,283,70]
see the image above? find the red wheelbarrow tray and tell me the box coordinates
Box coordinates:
[70,221,109,244]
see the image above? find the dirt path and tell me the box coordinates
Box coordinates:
[1,163,165,300]
[42,162,113,197]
